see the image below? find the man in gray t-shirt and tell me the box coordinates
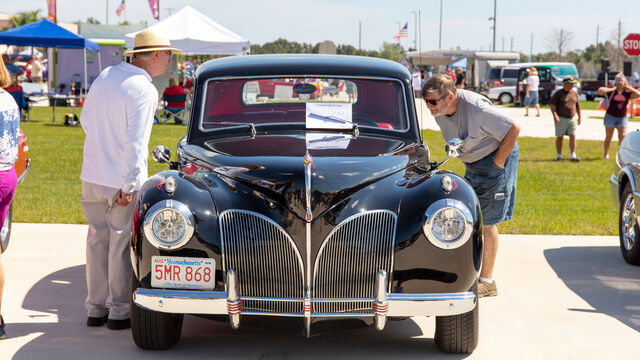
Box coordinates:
[422,74,520,298]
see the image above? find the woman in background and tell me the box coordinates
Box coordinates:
[0,55,20,339]
[598,73,640,159]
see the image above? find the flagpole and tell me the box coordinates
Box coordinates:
[106,0,109,25]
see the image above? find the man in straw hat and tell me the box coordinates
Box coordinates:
[79,29,181,330]
[523,67,540,117]
[549,76,581,162]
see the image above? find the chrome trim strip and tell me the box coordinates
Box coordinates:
[17,159,30,184]
[198,75,411,134]
[133,288,476,317]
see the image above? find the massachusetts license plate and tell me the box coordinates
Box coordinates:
[151,256,215,290]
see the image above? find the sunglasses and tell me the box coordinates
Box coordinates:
[423,94,447,106]
[159,51,173,62]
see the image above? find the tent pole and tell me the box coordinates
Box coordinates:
[83,48,88,95]
[97,49,102,72]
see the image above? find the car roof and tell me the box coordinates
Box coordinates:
[196,54,411,82]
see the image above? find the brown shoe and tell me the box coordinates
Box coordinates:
[478,280,498,298]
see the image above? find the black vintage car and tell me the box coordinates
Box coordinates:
[611,130,640,264]
[130,54,483,353]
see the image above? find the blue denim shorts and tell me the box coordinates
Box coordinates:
[604,113,628,127]
[524,91,539,106]
[464,144,519,225]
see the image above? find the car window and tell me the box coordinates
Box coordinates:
[201,77,408,131]
[488,67,501,80]
[502,69,518,78]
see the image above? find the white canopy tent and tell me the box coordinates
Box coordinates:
[124,6,250,55]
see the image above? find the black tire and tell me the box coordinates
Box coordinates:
[131,275,184,350]
[498,93,512,104]
[586,95,595,101]
[0,203,12,253]
[619,182,640,265]
[434,282,479,354]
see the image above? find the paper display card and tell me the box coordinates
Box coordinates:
[305,103,353,129]
[274,85,293,100]
[306,133,352,150]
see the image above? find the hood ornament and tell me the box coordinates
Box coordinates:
[303,151,313,222]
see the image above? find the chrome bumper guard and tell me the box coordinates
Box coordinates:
[133,270,477,332]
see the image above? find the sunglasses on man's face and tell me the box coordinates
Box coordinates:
[423,94,447,106]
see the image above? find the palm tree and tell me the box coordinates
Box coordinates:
[10,10,43,28]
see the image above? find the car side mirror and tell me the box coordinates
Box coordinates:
[152,145,171,164]
[433,138,463,170]
[445,138,463,158]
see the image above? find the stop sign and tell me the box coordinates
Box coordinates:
[623,33,640,56]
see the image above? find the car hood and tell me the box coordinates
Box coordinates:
[182,133,426,221]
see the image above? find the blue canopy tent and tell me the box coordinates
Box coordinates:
[0,19,100,92]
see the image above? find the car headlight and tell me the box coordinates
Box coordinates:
[423,198,473,249]
[143,200,195,250]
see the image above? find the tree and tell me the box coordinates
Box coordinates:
[8,10,42,28]
[546,28,573,61]
[377,42,404,62]
[86,17,101,24]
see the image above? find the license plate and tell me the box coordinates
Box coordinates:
[151,256,215,290]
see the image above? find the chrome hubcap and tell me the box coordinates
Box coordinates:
[622,193,637,251]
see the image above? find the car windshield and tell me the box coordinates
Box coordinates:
[200,77,408,131]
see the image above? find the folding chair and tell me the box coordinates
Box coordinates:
[7,89,28,121]
[161,93,187,125]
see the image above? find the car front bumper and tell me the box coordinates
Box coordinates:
[133,270,477,334]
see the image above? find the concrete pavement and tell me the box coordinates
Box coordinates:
[415,98,640,140]
[2,223,640,359]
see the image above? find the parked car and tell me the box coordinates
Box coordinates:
[130,54,483,353]
[581,72,618,101]
[487,84,516,104]
[0,129,31,252]
[610,130,640,264]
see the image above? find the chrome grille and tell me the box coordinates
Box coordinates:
[220,210,304,314]
[312,210,396,314]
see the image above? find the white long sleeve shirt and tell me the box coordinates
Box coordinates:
[80,62,158,193]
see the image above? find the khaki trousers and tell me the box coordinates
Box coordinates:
[81,182,135,320]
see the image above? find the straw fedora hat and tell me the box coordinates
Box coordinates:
[124,29,182,56]
[526,67,538,75]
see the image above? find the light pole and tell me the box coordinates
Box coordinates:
[488,0,497,51]
[411,11,418,50]
[438,0,443,49]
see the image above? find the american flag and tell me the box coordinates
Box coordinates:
[394,23,408,40]
[115,0,125,17]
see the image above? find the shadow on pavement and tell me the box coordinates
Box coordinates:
[9,265,469,359]
[545,246,640,332]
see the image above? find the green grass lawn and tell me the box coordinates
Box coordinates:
[503,100,601,110]
[15,106,618,235]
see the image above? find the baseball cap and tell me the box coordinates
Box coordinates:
[563,76,577,84]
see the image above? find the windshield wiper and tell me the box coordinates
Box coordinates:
[306,113,359,137]
[209,122,256,138]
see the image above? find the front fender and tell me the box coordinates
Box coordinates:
[132,170,221,287]
[393,169,482,294]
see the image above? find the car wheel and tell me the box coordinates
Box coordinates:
[434,281,479,353]
[0,203,12,252]
[131,275,184,350]
[498,93,512,104]
[586,95,595,101]
[619,182,640,265]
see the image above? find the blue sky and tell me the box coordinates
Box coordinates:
[4,0,640,54]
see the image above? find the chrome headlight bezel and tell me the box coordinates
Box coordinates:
[423,198,473,249]
[143,199,195,250]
